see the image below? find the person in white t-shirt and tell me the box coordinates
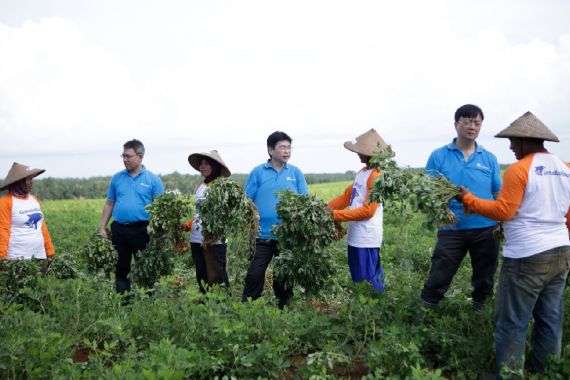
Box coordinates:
[458,112,570,377]
[0,162,54,261]
[328,129,388,292]
[183,150,231,293]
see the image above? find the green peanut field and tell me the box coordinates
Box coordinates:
[1,181,568,379]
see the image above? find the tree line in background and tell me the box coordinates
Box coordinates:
[9,171,358,200]
[2,163,512,201]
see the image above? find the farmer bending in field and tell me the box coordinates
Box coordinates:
[457,112,570,377]
[327,129,386,292]
[420,104,502,311]
[98,139,164,293]
[242,131,308,309]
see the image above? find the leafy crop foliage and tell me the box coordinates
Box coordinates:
[272,190,336,296]
[1,181,568,379]
[369,146,460,228]
[145,191,193,254]
[131,191,192,288]
[199,177,258,247]
[83,233,118,278]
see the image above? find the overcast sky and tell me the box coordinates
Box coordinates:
[1,0,569,178]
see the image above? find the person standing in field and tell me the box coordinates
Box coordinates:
[0,162,55,261]
[98,139,164,293]
[242,131,308,309]
[327,129,387,291]
[183,150,231,293]
[420,104,502,310]
[457,112,570,377]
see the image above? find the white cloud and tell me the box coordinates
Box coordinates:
[1,1,569,178]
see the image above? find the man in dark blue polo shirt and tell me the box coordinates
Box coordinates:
[420,104,502,310]
[98,139,164,293]
[242,131,308,309]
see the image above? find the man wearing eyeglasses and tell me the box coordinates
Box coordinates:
[242,131,308,309]
[419,104,502,311]
[98,139,164,293]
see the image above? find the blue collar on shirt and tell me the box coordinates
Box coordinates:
[446,138,485,154]
[263,160,289,171]
[120,165,148,179]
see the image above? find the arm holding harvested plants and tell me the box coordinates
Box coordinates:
[458,157,528,221]
[329,129,387,292]
[328,170,379,222]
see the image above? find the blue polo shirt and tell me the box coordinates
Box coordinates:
[245,160,309,239]
[426,139,501,230]
[107,166,164,223]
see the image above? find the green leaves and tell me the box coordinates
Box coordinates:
[146,191,194,254]
[369,146,460,228]
[272,190,337,296]
[83,232,118,278]
[131,191,193,288]
[199,178,258,248]
[0,258,42,302]
[131,239,173,289]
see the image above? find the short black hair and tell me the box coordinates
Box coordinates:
[454,104,484,122]
[123,139,145,155]
[267,131,292,149]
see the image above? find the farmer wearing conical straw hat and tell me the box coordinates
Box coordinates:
[183,150,231,293]
[0,162,55,260]
[327,129,387,291]
[457,111,570,376]
[420,104,502,312]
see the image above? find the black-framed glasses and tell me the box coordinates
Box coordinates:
[120,153,139,160]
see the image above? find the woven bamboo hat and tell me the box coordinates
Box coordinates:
[0,162,45,190]
[495,111,559,142]
[188,150,231,177]
[344,129,390,157]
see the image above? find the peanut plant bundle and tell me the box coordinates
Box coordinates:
[146,191,193,254]
[131,191,192,288]
[83,232,118,278]
[272,190,337,296]
[369,146,460,228]
[199,177,258,248]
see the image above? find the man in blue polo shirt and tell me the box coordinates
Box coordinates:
[242,131,308,309]
[420,104,501,310]
[98,139,164,293]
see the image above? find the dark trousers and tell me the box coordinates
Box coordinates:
[111,221,150,293]
[242,239,293,309]
[421,226,499,305]
[190,242,230,294]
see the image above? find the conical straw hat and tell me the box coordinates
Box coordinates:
[0,162,45,190]
[188,150,231,177]
[495,111,559,142]
[344,129,390,157]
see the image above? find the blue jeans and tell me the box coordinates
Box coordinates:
[495,245,570,377]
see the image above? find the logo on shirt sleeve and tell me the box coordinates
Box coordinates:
[25,213,43,229]
[534,165,569,177]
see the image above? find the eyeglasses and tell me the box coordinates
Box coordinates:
[275,145,293,151]
[458,118,482,127]
[120,153,140,160]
